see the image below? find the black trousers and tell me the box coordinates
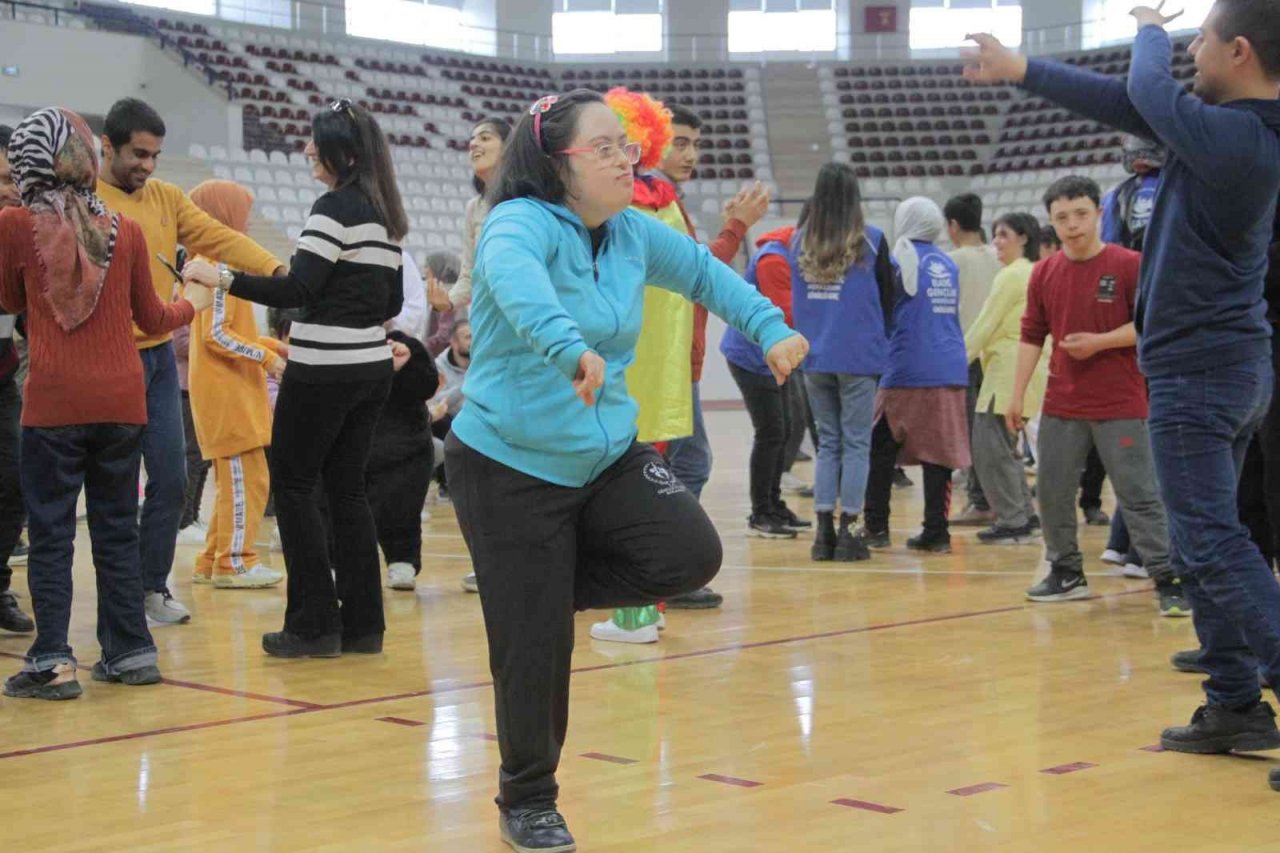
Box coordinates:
[179,390,211,529]
[864,416,953,537]
[965,361,988,510]
[729,364,790,518]
[446,435,721,812]
[368,446,433,573]
[782,369,814,472]
[0,378,22,594]
[272,374,392,640]
[431,414,454,487]
[1079,445,1106,512]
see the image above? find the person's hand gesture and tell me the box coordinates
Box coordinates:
[962,33,1030,85]
[1005,395,1027,436]
[182,259,220,289]
[765,334,809,386]
[426,270,452,313]
[1130,1,1183,29]
[1058,332,1104,361]
[723,182,771,229]
[428,399,448,422]
[390,340,411,372]
[183,283,213,313]
[573,350,606,406]
[267,355,287,381]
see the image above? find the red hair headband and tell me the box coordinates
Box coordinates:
[529,95,559,151]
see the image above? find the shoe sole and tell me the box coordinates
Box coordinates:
[388,582,417,591]
[666,598,722,610]
[1161,730,1280,754]
[3,682,82,700]
[746,529,797,539]
[213,577,283,589]
[461,583,479,593]
[500,824,576,853]
[1123,568,1150,579]
[92,668,162,686]
[908,544,952,554]
[589,630,659,644]
[1172,663,1211,675]
[147,614,191,625]
[979,536,1041,546]
[1026,588,1092,602]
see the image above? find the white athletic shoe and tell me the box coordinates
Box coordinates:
[213,566,284,589]
[1122,563,1149,579]
[387,562,417,591]
[589,619,659,644]
[779,472,812,495]
[145,591,191,624]
[460,572,479,593]
[1100,548,1126,566]
[176,523,208,547]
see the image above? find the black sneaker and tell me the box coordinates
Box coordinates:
[341,634,384,654]
[1161,702,1280,754]
[3,665,81,700]
[262,630,341,658]
[1171,648,1210,674]
[864,528,891,549]
[834,527,871,562]
[667,587,724,609]
[1156,581,1192,618]
[1083,506,1110,526]
[893,467,913,489]
[1026,569,1090,602]
[906,531,952,554]
[773,502,812,532]
[977,523,1040,545]
[0,591,34,634]
[91,662,162,685]
[9,541,27,567]
[500,807,576,853]
[747,514,797,539]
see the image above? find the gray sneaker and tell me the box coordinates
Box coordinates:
[144,591,191,624]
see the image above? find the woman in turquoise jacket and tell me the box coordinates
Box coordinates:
[444,89,807,853]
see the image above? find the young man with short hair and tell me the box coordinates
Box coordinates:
[946,192,1002,527]
[1011,176,1184,617]
[96,98,285,625]
[966,0,1280,781]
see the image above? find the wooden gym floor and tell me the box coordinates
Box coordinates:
[0,409,1275,852]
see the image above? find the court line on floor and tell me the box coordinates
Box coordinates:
[0,596,1148,760]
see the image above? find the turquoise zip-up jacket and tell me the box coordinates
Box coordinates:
[452,197,796,487]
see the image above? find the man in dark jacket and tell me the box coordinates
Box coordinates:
[967,0,1280,785]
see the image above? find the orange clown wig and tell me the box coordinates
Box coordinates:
[604,86,673,171]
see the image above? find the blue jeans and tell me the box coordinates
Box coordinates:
[804,373,878,515]
[1148,356,1280,708]
[21,424,157,674]
[139,342,187,594]
[667,382,712,500]
[1106,510,1141,565]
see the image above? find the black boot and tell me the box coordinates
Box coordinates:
[1161,702,1280,754]
[811,511,836,561]
[0,591,34,634]
[834,513,870,562]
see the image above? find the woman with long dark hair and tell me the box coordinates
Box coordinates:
[444,88,806,851]
[965,212,1045,544]
[185,99,409,658]
[790,162,896,562]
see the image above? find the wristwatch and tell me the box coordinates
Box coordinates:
[216,264,234,292]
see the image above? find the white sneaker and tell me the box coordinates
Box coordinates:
[387,562,416,591]
[1122,563,1149,579]
[1100,548,1126,566]
[589,619,659,644]
[779,472,811,494]
[144,591,191,624]
[176,523,208,547]
[213,566,284,589]
[460,572,479,593]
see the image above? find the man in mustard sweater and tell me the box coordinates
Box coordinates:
[97,99,284,624]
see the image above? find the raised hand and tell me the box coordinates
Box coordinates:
[723,181,771,229]
[426,270,453,313]
[1130,1,1183,29]
[765,333,810,386]
[962,33,1030,85]
[572,350,606,406]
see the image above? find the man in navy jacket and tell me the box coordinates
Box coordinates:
[965,0,1280,788]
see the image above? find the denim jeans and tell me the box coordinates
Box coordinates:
[21,424,157,674]
[139,342,187,594]
[804,373,878,515]
[1148,356,1280,708]
[667,382,713,500]
[0,378,23,594]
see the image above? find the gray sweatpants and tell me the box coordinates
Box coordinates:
[1037,415,1172,583]
[972,409,1034,529]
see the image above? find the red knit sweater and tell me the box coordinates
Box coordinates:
[0,208,195,427]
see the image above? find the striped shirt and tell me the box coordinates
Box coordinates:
[229,186,404,383]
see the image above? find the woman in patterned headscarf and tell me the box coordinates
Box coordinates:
[0,107,210,701]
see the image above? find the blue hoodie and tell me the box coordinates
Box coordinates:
[1022,26,1280,378]
[454,197,795,488]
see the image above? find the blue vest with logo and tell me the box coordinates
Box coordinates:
[881,240,968,388]
[790,224,889,376]
[719,241,787,377]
